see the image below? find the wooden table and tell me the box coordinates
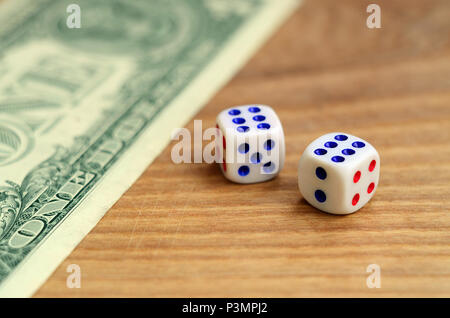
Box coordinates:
[35,0,450,297]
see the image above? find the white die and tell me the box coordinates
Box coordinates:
[298,132,380,215]
[216,105,285,184]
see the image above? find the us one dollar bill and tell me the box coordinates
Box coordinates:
[0,0,300,297]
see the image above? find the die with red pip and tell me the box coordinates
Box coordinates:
[298,132,380,215]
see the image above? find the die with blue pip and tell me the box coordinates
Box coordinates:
[215,105,285,184]
[298,132,380,215]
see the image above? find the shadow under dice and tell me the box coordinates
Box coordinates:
[298,132,380,215]
[216,105,285,184]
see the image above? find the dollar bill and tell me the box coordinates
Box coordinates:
[0,0,300,297]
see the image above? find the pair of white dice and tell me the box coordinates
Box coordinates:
[216,104,380,215]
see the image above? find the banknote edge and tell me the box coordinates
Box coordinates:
[0,0,302,298]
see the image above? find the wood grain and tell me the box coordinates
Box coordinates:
[34,0,450,297]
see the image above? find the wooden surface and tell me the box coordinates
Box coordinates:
[35,0,450,297]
